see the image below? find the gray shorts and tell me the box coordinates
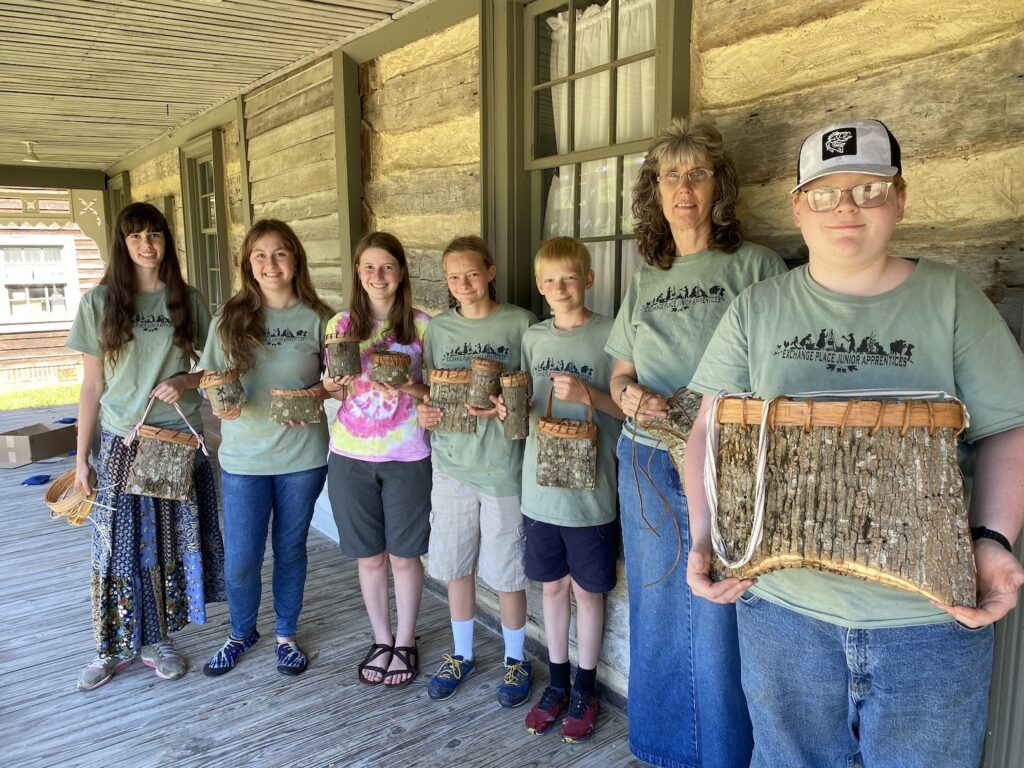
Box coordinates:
[327,452,431,558]
[427,469,527,593]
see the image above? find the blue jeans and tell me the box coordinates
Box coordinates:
[616,436,752,768]
[220,465,328,638]
[737,593,993,768]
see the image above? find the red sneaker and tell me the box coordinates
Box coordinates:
[561,688,599,743]
[525,685,570,735]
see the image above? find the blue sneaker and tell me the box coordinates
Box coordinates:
[276,641,308,677]
[497,657,532,708]
[203,630,260,677]
[427,654,475,700]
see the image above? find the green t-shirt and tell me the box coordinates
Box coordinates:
[520,314,621,527]
[424,303,537,497]
[606,241,786,447]
[689,259,1024,628]
[199,303,329,476]
[66,285,211,437]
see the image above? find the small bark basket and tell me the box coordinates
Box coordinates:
[371,351,411,386]
[200,369,246,415]
[325,332,362,378]
[123,397,208,502]
[467,357,503,409]
[642,386,704,474]
[270,387,323,424]
[428,369,477,433]
[536,387,597,490]
[500,371,530,440]
[705,391,976,606]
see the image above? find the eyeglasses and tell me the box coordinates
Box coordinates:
[657,168,714,187]
[802,181,893,212]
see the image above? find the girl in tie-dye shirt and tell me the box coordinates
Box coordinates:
[322,231,430,689]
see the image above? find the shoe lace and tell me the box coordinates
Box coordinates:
[537,686,566,709]
[503,660,528,685]
[568,691,593,718]
[153,641,177,660]
[436,654,465,680]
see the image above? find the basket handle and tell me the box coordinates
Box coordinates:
[123,395,209,457]
[545,376,594,423]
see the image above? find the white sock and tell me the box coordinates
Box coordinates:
[502,623,526,662]
[452,618,475,660]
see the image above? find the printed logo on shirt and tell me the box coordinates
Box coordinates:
[440,341,511,365]
[774,329,915,373]
[532,356,595,383]
[642,284,726,313]
[134,312,173,333]
[265,327,310,347]
[823,129,856,159]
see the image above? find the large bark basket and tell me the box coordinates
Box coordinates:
[124,425,201,502]
[707,394,976,606]
[641,386,703,473]
[536,387,597,489]
[428,369,477,433]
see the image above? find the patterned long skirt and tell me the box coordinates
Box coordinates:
[90,429,226,658]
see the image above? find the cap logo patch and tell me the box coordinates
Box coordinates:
[823,129,856,159]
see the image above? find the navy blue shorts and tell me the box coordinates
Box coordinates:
[523,516,618,593]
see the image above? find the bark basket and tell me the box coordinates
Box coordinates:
[467,357,502,409]
[428,369,477,433]
[707,395,976,606]
[642,386,703,475]
[200,369,246,415]
[500,371,530,440]
[536,387,597,489]
[270,388,323,424]
[124,425,201,502]
[372,351,411,387]
[325,333,361,378]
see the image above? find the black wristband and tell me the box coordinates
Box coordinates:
[970,526,1013,553]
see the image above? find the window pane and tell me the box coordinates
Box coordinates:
[615,58,655,144]
[579,158,617,238]
[617,0,656,58]
[543,165,576,238]
[620,152,645,232]
[201,194,216,231]
[534,83,569,159]
[573,70,610,151]
[200,160,215,195]
[585,240,615,317]
[536,6,570,84]
[575,0,611,72]
[620,238,643,301]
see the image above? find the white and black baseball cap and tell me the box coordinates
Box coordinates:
[791,119,901,193]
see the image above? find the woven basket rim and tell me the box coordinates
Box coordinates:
[716,397,966,434]
[325,333,361,343]
[200,369,240,386]
[500,370,529,387]
[270,387,320,397]
[470,357,503,372]
[372,351,411,365]
[138,424,201,447]
[430,368,472,383]
[538,417,598,439]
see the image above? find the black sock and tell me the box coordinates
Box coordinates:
[549,661,571,692]
[573,666,596,696]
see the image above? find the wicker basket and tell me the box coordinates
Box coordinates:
[45,467,98,526]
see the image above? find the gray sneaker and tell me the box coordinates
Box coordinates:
[141,640,187,680]
[77,655,133,691]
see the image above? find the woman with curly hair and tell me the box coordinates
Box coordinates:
[67,201,225,690]
[605,118,786,768]
[199,219,333,678]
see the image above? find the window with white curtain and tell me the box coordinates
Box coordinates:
[0,242,79,324]
[528,0,657,316]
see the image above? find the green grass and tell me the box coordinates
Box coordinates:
[0,383,80,411]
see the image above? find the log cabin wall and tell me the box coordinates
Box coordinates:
[243,58,344,310]
[220,119,247,282]
[126,150,188,276]
[360,16,482,314]
[691,0,1024,340]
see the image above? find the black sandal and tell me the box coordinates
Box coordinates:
[383,638,419,689]
[357,641,392,686]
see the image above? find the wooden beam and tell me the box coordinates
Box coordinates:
[333,50,363,310]
[342,0,480,63]
[235,97,253,230]
[0,166,106,189]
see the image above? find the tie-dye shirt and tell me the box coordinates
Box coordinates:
[325,310,431,462]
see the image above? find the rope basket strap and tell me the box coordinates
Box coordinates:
[124,395,208,457]
[430,368,472,385]
[371,352,411,367]
[500,370,530,389]
[199,369,240,388]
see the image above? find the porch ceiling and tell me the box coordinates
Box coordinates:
[0,0,420,171]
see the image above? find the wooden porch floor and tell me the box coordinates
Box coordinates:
[0,405,638,768]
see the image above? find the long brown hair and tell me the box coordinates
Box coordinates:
[100,202,197,368]
[217,219,333,373]
[632,118,744,269]
[346,231,417,345]
[441,235,498,309]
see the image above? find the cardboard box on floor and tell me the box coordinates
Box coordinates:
[0,423,77,468]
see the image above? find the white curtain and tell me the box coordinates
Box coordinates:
[541,0,656,315]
